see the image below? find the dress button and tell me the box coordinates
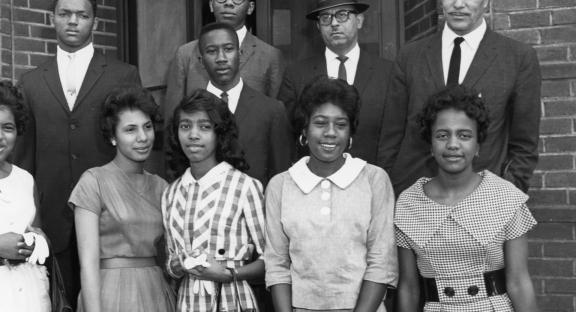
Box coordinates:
[320,180,330,189]
[468,285,479,296]
[218,249,226,255]
[444,287,455,297]
[321,192,330,201]
[320,207,330,215]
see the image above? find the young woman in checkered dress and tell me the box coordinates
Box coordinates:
[162,90,266,312]
[395,86,539,312]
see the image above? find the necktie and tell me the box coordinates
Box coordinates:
[220,91,229,104]
[337,55,349,82]
[447,37,464,86]
[64,54,78,109]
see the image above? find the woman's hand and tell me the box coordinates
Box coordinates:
[185,255,232,283]
[0,232,33,260]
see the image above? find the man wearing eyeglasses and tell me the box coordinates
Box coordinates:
[278,0,394,165]
[164,0,285,131]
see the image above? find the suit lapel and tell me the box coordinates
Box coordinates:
[425,33,445,90]
[462,29,498,88]
[235,86,255,125]
[42,58,69,114]
[239,33,256,71]
[74,52,105,111]
[353,50,373,94]
[312,54,327,78]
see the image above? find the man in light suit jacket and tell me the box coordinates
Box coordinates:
[377,0,541,194]
[164,0,285,127]
[13,0,141,306]
[278,0,393,165]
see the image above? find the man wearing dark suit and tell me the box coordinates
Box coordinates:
[278,0,393,165]
[13,0,140,306]
[165,0,285,127]
[377,0,541,194]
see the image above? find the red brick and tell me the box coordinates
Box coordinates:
[531,207,576,223]
[14,37,45,52]
[541,26,576,44]
[0,19,11,34]
[529,189,568,205]
[493,13,510,30]
[530,259,574,277]
[544,99,576,117]
[536,154,573,171]
[93,33,116,47]
[2,33,12,49]
[103,21,116,34]
[12,0,28,7]
[546,278,576,294]
[529,241,545,257]
[539,117,573,134]
[541,63,576,79]
[546,172,576,188]
[544,242,576,258]
[29,0,53,11]
[536,294,574,312]
[1,65,11,78]
[553,8,576,25]
[530,172,544,188]
[510,11,551,28]
[1,50,10,64]
[14,65,31,79]
[529,222,574,240]
[96,6,116,21]
[535,45,568,62]
[29,25,54,40]
[13,23,29,36]
[569,190,576,205]
[540,0,576,8]
[499,28,541,45]
[544,136,576,153]
[14,8,45,24]
[13,52,28,66]
[493,0,538,11]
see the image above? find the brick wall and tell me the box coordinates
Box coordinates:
[0,0,118,82]
[493,1,576,311]
[404,0,438,42]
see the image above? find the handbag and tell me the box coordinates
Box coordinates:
[45,242,73,312]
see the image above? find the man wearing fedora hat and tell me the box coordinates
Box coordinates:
[278,0,394,166]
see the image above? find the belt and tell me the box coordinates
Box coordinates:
[100,257,157,269]
[0,258,26,266]
[421,269,506,302]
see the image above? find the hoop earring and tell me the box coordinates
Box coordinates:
[348,137,353,150]
[299,134,308,147]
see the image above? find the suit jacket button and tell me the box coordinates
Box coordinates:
[71,154,78,160]
[444,287,455,297]
[468,285,479,296]
[70,124,77,130]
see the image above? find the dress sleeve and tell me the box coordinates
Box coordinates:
[364,168,399,287]
[68,170,102,215]
[504,203,537,240]
[241,178,266,260]
[264,174,292,287]
[395,225,412,249]
[161,185,185,279]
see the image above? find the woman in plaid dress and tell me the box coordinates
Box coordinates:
[395,86,539,312]
[162,90,266,312]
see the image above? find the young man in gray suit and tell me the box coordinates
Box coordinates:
[164,0,285,125]
[14,0,141,307]
[377,0,541,194]
[278,0,394,165]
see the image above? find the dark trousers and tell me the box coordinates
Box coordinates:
[55,240,81,310]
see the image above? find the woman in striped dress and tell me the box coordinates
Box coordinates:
[162,89,266,312]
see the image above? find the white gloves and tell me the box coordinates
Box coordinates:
[22,232,49,265]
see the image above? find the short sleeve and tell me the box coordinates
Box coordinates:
[68,170,103,215]
[395,225,412,249]
[504,203,537,240]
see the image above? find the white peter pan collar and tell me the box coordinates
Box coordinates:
[289,153,366,194]
[181,162,231,187]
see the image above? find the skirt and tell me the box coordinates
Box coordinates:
[0,262,51,312]
[77,265,176,312]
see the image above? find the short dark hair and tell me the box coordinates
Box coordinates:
[52,0,98,16]
[100,87,159,144]
[419,85,490,144]
[168,89,248,177]
[292,77,361,136]
[198,22,239,55]
[0,81,28,136]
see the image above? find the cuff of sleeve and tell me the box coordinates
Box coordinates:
[265,274,292,289]
[167,254,185,279]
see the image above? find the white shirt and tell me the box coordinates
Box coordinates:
[206,79,244,114]
[442,19,487,85]
[325,43,360,85]
[237,26,247,46]
[57,43,94,109]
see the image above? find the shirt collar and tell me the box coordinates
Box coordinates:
[442,19,486,51]
[289,153,367,194]
[206,79,244,101]
[236,26,247,46]
[325,43,360,64]
[181,162,232,187]
[57,42,94,61]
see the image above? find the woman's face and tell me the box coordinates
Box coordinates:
[0,106,17,164]
[431,108,479,175]
[113,109,154,164]
[177,110,218,168]
[305,102,350,171]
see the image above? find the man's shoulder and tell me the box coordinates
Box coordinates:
[483,29,536,54]
[176,39,200,52]
[359,50,393,69]
[244,32,281,54]
[241,85,283,109]
[19,56,55,82]
[97,52,136,70]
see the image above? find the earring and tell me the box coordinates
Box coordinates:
[348,138,353,150]
[298,134,308,146]
[111,139,116,146]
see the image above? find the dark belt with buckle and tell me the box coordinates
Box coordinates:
[421,268,507,302]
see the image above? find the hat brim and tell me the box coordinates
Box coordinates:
[306,3,370,20]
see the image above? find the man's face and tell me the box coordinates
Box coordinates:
[209,0,255,30]
[200,29,240,90]
[317,5,364,55]
[442,0,489,35]
[51,0,97,52]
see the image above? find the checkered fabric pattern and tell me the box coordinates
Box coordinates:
[162,162,265,312]
[395,171,536,312]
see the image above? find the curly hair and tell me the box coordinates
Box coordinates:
[100,87,159,144]
[419,85,490,144]
[292,77,361,137]
[167,89,248,177]
[0,81,29,136]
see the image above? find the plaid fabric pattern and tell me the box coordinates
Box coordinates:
[162,162,265,312]
[395,171,537,312]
